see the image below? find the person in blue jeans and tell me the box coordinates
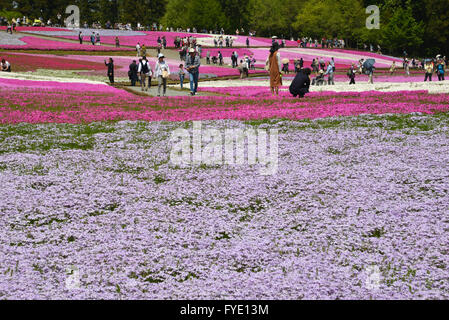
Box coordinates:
[179,64,186,89]
[185,48,201,96]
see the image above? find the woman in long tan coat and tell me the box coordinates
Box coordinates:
[267,42,282,96]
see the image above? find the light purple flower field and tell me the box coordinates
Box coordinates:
[0,114,448,299]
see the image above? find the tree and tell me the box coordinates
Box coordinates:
[160,0,188,29]
[248,0,286,37]
[381,4,424,55]
[423,0,449,56]
[293,0,365,40]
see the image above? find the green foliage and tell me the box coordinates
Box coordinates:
[4,0,448,56]
[381,4,424,55]
[0,10,23,20]
[294,0,365,39]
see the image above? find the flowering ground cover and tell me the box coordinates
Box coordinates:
[0,53,105,72]
[1,77,449,124]
[0,114,448,299]
[249,48,403,70]
[247,73,426,83]
[65,54,264,79]
[0,35,133,51]
[22,28,298,48]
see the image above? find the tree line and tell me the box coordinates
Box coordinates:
[0,0,447,56]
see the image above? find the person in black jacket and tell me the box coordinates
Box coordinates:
[104,58,114,84]
[128,60,138,86]
[289,68,311,98]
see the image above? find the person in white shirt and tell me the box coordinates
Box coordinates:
[136,42,141,57]
[137,56,152,92]
[154,53,170,97]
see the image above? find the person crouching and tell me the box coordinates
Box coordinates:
[289,68,311,98]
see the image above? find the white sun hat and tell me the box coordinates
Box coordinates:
[158,53,165,58]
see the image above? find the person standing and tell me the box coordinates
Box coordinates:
[390,61,396,75]
[115,37,120,48]
[206,50,211,64]
[96,33,101,45]
[404,59,410,76]
[185,48,201,96]
[330,57,335,72]
[324,61,335,85]
[179,64,186,89]
[267,42,282,96]
[136,42,141,57]
[128,60,138,86]
[90,32,96,45]
[218,51,223,65]
[246,37,250,48]
[367,65,374,84]
[78,31,83,44]
[348,64,356,85]
[424,60,434,81]
[437,60,445,81]
[138,56,152,91]
[104,58,114,84]
[155,53,170,97]
[141,44,147,57]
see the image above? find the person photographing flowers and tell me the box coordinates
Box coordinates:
[155,53,170,97]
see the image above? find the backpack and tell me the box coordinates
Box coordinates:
[141,61,149,74]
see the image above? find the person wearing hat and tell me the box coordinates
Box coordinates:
[155,53,170,97]
[185,48,201,96]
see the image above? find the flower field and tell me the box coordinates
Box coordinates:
[0,115,449,299]
[20,28,298,48]
[1,77,449,124]
[1,28,449,300]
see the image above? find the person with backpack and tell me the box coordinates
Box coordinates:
[155,53,170,97]
[104,58,114,84]
[128,60,138,86]
[138,56,152,91]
